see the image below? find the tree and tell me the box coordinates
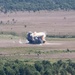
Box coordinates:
[44,70,52,75]
[24,64,36,75]
[60,69,67,75]
[4,66,15,75]
[0,67,5,75]
[42,60,53,75]
[34,71,41,75]
[0,0,75,12]
[34,61,44,72]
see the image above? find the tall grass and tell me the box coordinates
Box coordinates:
[0,31,18,36]
[47,34,75,38]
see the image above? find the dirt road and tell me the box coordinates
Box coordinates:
[0,39,75,50]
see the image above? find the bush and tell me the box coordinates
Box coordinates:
[0,59,75,75]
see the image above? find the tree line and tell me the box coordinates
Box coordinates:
[0,59,75,75]
[0,0,75,12]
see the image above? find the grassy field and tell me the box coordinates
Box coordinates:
[0,11,75,62]
[0,10,75,35]
[0,46,75,62]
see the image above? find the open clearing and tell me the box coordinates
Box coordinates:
[0,39,75,50]
[0,10,75,35]
[0,10,75,60]
[0,39,75,61]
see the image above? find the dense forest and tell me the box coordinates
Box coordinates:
[0,59,75,75]
[0,0,75,12]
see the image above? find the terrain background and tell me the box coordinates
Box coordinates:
[0,11,75,61]
[0,0,75,61]
[0,0,75,12]
[0,0,75,75]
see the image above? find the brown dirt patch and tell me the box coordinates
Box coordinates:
[0,10,75,35]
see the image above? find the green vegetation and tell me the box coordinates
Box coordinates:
[0,31,19,39]
[0,31,18,36]
[0,0,75,12]
[47,38,75,41]
[0,59,75,75]
[46,34,75,41]
[47,34,75,38]
[0,47,75,61]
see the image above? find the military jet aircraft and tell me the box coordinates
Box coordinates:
[26,31,46,44]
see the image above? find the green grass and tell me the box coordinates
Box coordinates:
[0,47,75,61]
[0,34,75,62]
[0,31,19,39]
[0,34,19,39]
[47,38,75,41]
[1,32,75,41]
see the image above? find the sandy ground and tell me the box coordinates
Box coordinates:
[0,39,75,50]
